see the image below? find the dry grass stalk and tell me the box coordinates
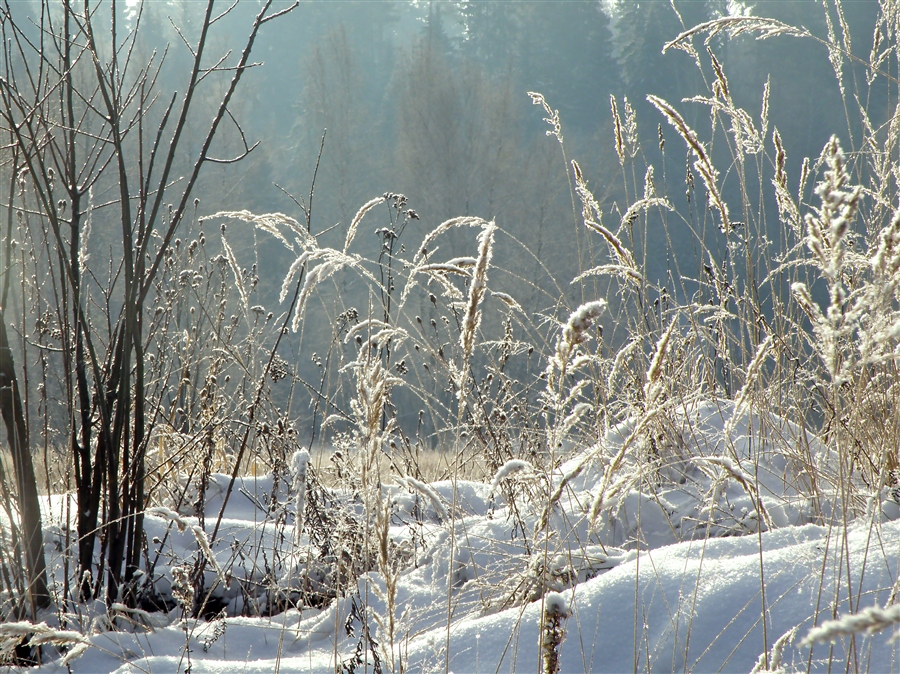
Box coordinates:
[371,498,402,672]
[204,209,312,251]
[403,216,491,303]
[528,91,563,143]
[708,47,729,99]
[458,221,496,393]
[822,0,847,97]
[772,129,802,235]
[645,316,677,408]
[580,222,630,276]
[751,626,797,673]
[663,16,811,53]
[489,459,534,496]
[291,449,310,546]
[491,290,525,315]
[552,301,607,380]
[622,97,638,157]
[576,198,671,287]
[413,217,488,264]
[350,347,395,475]
[610,95,625,165]
[587,409,662,525]
[279,251,312,302]
[788,136,864,385]
[571,159,647,283]
[729,335,774,426]
[696,455,774,530]
[292,249,371,332]
[344,196,386,253]
[221,236,248,309]
[397,475,448,522]
[647,94,731,232]
[804,135,860,283]
[801,603,900,646]
[146,507,229,587]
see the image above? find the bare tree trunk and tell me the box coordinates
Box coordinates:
[0,310,49,613]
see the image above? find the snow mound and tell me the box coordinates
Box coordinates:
[32,398,900,672]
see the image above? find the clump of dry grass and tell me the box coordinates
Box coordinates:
[0,621,91,666]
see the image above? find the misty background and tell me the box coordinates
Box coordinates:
[166,0,877,297]
[52,0,887,441]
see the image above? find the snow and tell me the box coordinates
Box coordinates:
[23,399,900,672]
[489,459,534,495]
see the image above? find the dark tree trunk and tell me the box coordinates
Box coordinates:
[0,310,49,613]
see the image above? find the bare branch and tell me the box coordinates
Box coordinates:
[205,107,259,164]
[167,15,196,58]
[261,1,300,25]
[211,0,240,26]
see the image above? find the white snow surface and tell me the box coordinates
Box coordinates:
[26,399,900,672]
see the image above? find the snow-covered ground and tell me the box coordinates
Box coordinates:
[21,400,900,672]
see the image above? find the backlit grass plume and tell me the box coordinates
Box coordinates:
[648,94,731,232]
[458,221,496,396]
